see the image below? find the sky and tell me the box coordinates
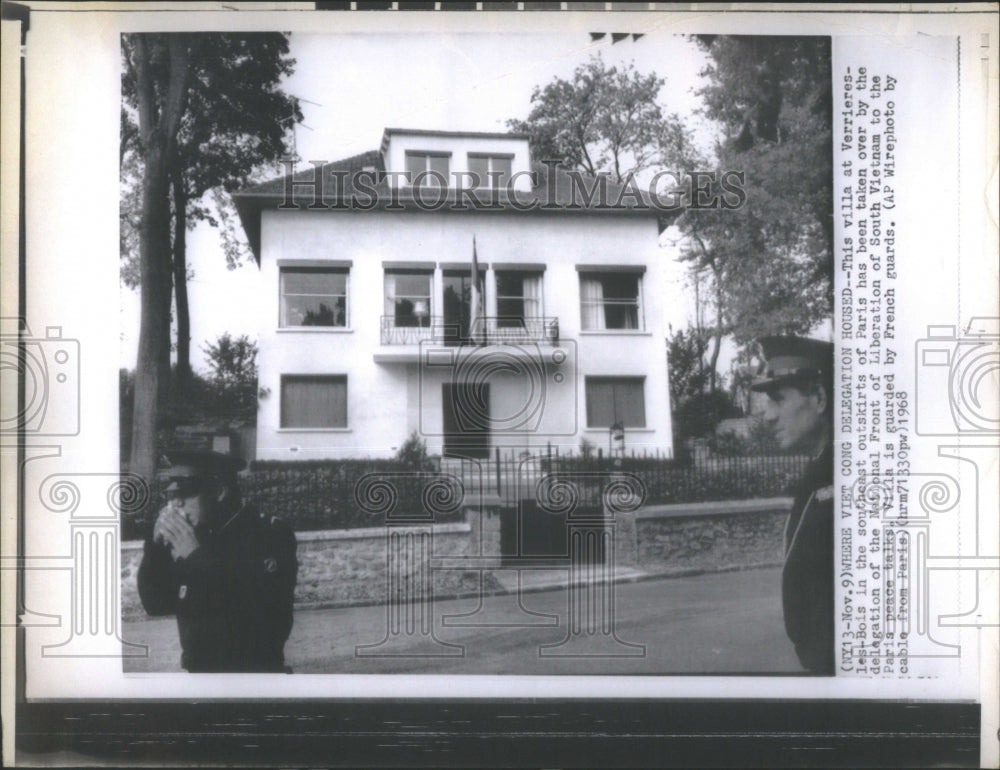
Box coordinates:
[120,31,717,373]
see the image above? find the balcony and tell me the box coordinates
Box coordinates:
[380,316,559,346]
[375,316,561,362]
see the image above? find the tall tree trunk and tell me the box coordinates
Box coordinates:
[127,34,190,485]
[172,174,191,389]
[693,272,705,383]
[131,152,172,483]
[708,271,724,396]
[157,260,172,410]
[692,235,724,397]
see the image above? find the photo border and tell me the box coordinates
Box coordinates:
[3,2,997,766]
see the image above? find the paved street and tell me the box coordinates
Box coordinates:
[122,566,803,675]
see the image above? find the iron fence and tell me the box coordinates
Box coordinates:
[122,450,813,539]
[444,448,811,507]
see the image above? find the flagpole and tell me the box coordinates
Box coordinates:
[471,235,484,346]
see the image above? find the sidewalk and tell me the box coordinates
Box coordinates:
[294,557,784,613]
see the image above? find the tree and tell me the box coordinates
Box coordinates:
[122,34,188,486]
[121,33,300,484]
[396,431,435,471]
[679,36,833,352]
[667,325,711,410]
[508,54,682,184]
[509,41,832,388]
[506,51,720,389]
[120,335,259,462]
[667,324,740,442]
[122,34,301,387]
[202,333,259,422]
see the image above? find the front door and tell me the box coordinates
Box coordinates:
[442,382,490,459]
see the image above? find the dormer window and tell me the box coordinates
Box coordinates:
[405,151,450,188]
[468,153,513,188]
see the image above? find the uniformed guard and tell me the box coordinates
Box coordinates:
[751,336,834,675]
[137,451,297,673]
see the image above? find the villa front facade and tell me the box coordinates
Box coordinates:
[234,128,674,461]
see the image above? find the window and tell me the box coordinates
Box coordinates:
[280,268,348,328]
[585,377,646,428]
[281,375,348,429]
[442,269,486,344]
[495,271,542,328]
[385,270,433,327]
[468,154,512,188]
[405,151,450,187]
[579,272,642,330]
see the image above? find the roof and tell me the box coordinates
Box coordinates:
[232,147,676,264]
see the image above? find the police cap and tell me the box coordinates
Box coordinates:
[158,450,246,493]
[750,335,833,393]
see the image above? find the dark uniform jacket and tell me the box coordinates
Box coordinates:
[782,443,835,674]
[138,504,297,673]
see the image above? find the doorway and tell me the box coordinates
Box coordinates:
[442,382,490,459]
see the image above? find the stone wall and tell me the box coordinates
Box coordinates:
[621,498,792,574]
[121,519,482,621]
[121,499,791,620]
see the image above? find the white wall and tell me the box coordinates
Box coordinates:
[383,132,533,192]
[256,208,673,460]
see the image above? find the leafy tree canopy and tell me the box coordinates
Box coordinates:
[121,33,302,284]
[508,39,832,357]
[508,54,684,183]
[681,35,834,346]
[202,332,259,420]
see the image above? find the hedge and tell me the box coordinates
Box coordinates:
[121,454,812,539]
[241,458,464,532]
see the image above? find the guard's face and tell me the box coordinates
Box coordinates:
[162,465,218,530]
[763,384,827,452]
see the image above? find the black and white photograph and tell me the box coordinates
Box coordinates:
[2,4,997,767]
[116,29,837,676]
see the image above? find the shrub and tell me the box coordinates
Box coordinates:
[532,453,808,509]
[708,430,747,457]
[709,419,781,457]
[395,431,436,471]
[635,455,809,506]
[241,458,464,532]
[673,390,742,440]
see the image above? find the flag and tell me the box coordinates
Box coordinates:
[470,236,485,344]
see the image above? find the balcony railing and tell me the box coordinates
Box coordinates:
[380,316,560,346]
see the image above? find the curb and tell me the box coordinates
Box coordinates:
[291,560,784,614]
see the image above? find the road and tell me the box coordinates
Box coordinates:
[122,566,804,675]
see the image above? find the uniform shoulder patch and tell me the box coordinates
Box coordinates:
[815,485,834,502]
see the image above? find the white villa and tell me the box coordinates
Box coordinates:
[233,128,674,462]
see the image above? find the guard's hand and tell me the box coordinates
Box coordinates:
[152,506,174,547]
[155,508,200,562]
